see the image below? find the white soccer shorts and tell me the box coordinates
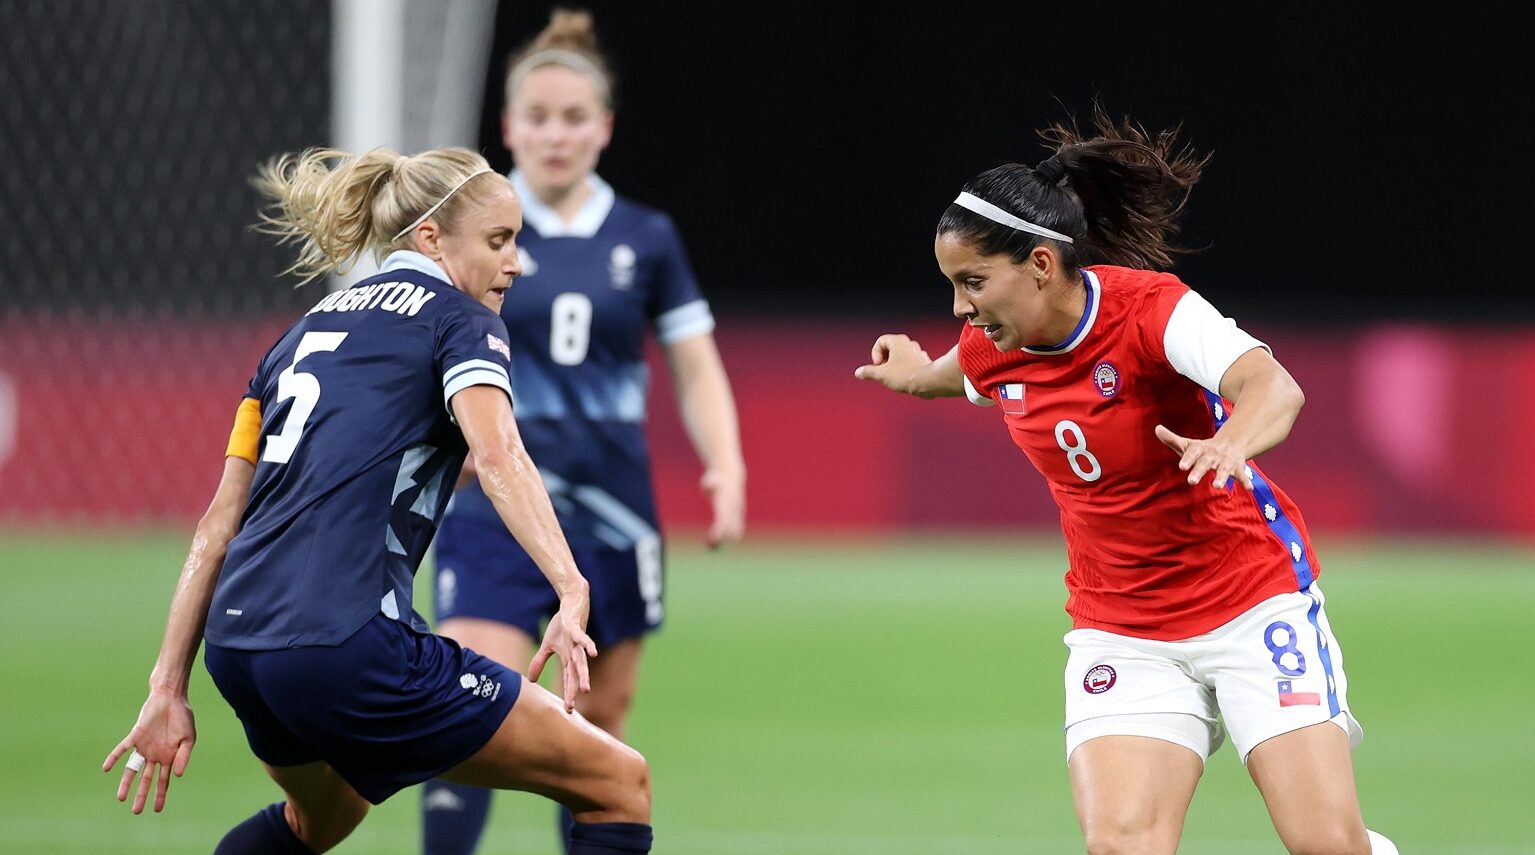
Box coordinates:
[1062,583,1364,764]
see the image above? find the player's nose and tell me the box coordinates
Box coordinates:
[952,289,974,319]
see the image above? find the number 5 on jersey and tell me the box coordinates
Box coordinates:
[263,331,349,464]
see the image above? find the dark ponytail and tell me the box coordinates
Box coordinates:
[938,100,1211,272]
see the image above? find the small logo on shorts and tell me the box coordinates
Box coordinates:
[460,673,502,700]
[1083,664,1117,694]
[1092,362,1121,398]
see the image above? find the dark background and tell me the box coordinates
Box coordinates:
[481,2,1532,325]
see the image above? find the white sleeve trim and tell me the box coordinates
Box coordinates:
[963,375,995,407]
[1162,290,1269,395]
[442,359,512,422]
[655,299,715,345]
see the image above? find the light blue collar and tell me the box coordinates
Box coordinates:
[510,170,615,238]
[379,250,452,285]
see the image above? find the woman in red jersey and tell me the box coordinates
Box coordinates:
[855,102,1397,855]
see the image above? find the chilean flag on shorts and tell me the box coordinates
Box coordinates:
[1277,680,1321,707]
[998,383,1026,415]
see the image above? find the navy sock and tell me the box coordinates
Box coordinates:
[568,821,653,855]
[213,802,315,855]
[421,779,493,855]
[557,804,575,854]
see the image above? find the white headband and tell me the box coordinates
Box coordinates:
[508,49,608,99]
[392,168,493,242]
[953,191,1075,244]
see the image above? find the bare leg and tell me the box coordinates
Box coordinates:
[1069,736,1202,855]
[437,616,538,676]
[553,637,646,850]
[563,637,644,739]
[438,620,645,740]
[435,621,650,834]
[421,618,538,854]
[1247,722,1370,854]
[439,677,651,823]
[262,761,371,853]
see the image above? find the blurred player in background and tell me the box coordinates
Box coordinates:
[422,8,746,854]
[104,146,653,855]
[854,103,1398,855]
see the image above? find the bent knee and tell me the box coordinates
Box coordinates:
[611,744,651,821]
[1082,816,1178,855]
[578,742,650,823]
[288,797,369,852]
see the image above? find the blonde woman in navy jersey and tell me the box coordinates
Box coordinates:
[856,103,1398,855]
[423,9,745,854]
[103,146,653,855]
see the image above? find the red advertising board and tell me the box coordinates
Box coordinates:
[2,317,1532,537]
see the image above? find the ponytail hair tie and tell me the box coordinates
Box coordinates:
[1035,156,1066,184]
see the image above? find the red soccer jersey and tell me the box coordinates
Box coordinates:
[958,265,1320,640]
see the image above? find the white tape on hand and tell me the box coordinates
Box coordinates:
[125,750,146,773]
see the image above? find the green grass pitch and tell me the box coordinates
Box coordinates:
[2,529,1532,853]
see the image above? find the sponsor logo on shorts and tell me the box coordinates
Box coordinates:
[1083,664,1117,694]
[459,673,503,701]
[1092,361,1121,398]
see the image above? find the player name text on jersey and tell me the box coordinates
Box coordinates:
[306,281,438,317]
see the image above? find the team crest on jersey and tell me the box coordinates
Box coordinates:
[609,243,636,289]
[1083,664,1117,694]
[486,334,510,360]
[1092,361,1121,398]
[517,247,538,277]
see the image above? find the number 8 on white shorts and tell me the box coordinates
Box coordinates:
[1062,583,1364,764]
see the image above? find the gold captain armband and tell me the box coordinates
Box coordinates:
[226,398,262,465]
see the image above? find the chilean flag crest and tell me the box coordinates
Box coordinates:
[997,383,1026,415]
[1277,680,1321,707]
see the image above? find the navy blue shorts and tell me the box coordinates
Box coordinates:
[203,613,521,804]
[433,513,663,648]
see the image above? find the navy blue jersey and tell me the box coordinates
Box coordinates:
[207,253,514,650]
[446,172,713,548]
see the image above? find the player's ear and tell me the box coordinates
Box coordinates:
[1028,246,1053,286]
[414,220,443,260]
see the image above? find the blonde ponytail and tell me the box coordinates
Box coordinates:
[252,146,497,285]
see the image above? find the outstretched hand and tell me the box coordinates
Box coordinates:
[853,334,934,395]
[103,687,197,814]
[529,597,599,713]
[1155,424,1254,491]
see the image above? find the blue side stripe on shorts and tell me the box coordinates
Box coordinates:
[1305,590,1342,717]
[1203,390,1315,589]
